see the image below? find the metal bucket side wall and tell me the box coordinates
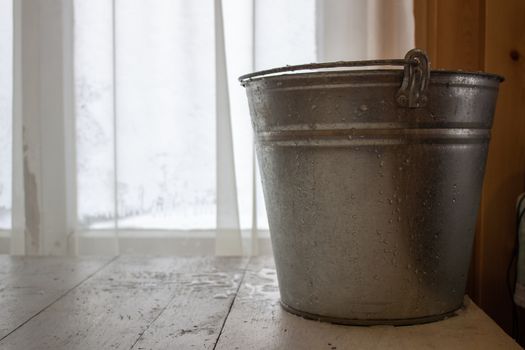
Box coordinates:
[245,71,500,323]
[257,141,487,320]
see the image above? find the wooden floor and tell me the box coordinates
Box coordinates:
[0,255,520,350]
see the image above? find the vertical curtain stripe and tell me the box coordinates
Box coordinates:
[215,0,242,256]
[10,0,25,254]
[111,0,120,254]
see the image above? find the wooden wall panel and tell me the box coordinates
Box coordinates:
[481,0,525,334]
[414,0,485,70]
[415,0,525,335]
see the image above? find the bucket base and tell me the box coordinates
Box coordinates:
[280,300,460,326]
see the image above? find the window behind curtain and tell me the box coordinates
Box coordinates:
[74,0,316,231]
[75,0,216,230]
[0,0,13,230]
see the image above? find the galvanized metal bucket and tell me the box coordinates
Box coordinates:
[240,49,503,325]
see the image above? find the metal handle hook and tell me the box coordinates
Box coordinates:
[395,49,430,108]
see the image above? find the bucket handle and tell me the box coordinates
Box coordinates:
[239,48,430,108]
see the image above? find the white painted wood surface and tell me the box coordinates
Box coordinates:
[0,256,246,350]
[216,257,522,350]
[0,256,113,339]
[0,255,520,349]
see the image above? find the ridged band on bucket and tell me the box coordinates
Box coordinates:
[240,48,503,325]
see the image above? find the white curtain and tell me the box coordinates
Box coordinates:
[0,0,414,256]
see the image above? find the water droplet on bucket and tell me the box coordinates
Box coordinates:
[213,294,229,300]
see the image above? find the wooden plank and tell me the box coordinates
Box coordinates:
[130,257,247,350]
[478,0,525,333]
[414,0,485,70]
[0,255,114,340]
[0,256,246,350]
[215,256,520,350]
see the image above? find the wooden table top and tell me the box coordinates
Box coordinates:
[0,255,520,349]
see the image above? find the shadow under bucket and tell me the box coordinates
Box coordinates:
[240,49,503,325]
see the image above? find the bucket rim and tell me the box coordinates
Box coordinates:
[239,67,504,85]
